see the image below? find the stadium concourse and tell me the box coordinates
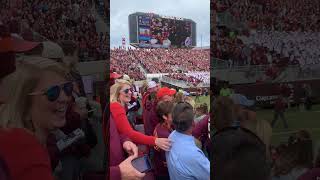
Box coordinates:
[211,0,320,179]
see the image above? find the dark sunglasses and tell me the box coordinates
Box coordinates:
[29,82,73,102]
[121,88,132,94]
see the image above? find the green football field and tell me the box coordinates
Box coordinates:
[256,105,320,147]
[193,96,320,149]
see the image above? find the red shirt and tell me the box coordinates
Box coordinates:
[0,128,53,180]
[110,102,156,146]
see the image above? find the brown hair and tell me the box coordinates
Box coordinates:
[156,101,174,123]
[213,96,234,131]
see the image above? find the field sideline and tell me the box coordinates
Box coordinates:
[194,96,320,150]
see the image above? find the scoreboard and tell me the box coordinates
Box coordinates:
[129,12,196,48]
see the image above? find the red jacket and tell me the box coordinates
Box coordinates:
[111,102,156,146]
[0,129,53,180]
[109,115,129,179]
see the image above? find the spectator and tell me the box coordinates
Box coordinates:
[110,80,171,151]
[212,127,270,180]
[166,102,210,180]
[271,95,288,128]
[0,57,71,180]
[153,101,175,180]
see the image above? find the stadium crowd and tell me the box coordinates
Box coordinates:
[165,73,203,86]
[0,0,108,61]
[108,74,211,180]
[111,48,209,81]
[217,0,320,32]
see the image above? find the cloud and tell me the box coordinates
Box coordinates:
[110,0,210,48]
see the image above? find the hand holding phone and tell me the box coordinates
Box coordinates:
[119,155,145,180]
[131,155,152,173]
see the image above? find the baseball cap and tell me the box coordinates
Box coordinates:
[0,24,40,79]
[230,93,255,107]
[110,72,122,79]
[148,81,157,89]
[151,78,159,83]
[157,87,176,100]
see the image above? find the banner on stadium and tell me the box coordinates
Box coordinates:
[233,79,320,107]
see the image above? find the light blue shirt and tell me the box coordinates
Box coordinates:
[165,130,210,180]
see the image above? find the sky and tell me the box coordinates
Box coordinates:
[110,0,210,48]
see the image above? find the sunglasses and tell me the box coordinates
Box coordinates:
[29,82,73,102]
[121,88,132,94]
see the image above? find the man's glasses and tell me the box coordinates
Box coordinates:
[29,82,73,102]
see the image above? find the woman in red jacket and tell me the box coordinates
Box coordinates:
[110,80,171,151]
[0,56,72,180]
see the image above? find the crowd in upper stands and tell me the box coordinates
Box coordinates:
[111,48,210,81]
[216,0,320,32]
[165,73,203,86]
[0,0,108,61]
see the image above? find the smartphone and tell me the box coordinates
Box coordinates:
[131,155,152,173]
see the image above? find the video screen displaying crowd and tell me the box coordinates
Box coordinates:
[149,16,192,47]
[0,0,108,62]
[111,48,210,82]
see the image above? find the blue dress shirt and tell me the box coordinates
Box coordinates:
[166,130,210,180]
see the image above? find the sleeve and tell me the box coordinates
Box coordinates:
[110,166,121,180]
[191,150,210,180]
[111,103,156,146]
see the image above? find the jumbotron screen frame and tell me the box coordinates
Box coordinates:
[129,12,196,48]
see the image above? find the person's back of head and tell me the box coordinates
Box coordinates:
[213,96,234,131]
[212,127,270,180]
[172,102,194,133]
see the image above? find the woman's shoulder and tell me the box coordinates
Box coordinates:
[110,102,122,109]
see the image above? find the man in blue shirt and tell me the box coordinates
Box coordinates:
[166,102,210,180]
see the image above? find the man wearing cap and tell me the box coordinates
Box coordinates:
[156,87,176,102]
[230,93,272,160]
[0,26,54,180]
[142,81,159,136]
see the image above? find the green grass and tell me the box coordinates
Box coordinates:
[192,96,210,109]
[256,105,320,147]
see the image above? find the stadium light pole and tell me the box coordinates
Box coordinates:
[201,34,203,49]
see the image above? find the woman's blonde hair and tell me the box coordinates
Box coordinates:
[0,56,68,130]
[110,79,131,103]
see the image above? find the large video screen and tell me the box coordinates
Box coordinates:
[137,14,192,48]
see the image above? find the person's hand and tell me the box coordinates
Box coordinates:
[155,138,172,151]
[123,141,138,157]
[119,155,145,180]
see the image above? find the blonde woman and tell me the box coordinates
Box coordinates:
[0,57,72,180]
[110,80,171,151]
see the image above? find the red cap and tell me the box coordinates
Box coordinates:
[0,24,40,79]
[110,72,122,79]
[157,87,176,100]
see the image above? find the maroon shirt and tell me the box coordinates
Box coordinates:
[274,98,286,112]
[143,94,159,136]
[153,123,172,177]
